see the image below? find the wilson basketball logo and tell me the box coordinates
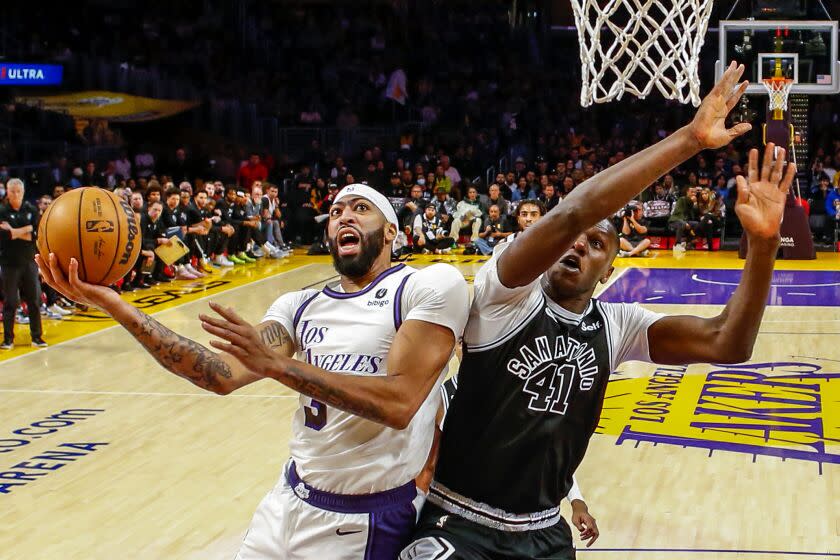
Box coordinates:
[117,198,139,265]
[85,220,115,233]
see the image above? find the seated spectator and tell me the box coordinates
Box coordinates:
[413,204,450,254]
[473,204,512,255]
[214,187,242,266]
[237,153,268,189]
[808,174,832,243]
[618,203,651,257]
[510,176,537,202]
[399,184,427,232]
[449,186,485,245]
[260,183,290,257]
[145,182,163,207]
[480,183,511,224]
[698,188,723,250]
[181,189,214,277]
[430,186,457,233]
[825,179,840,219]
[539,183,560,211]
[286,178,319,244]
[669,186,701,252]
[833,199,840,230]
[127,201,168,290]
[432,165,452,194]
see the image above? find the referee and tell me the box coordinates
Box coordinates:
[0,178,46,349]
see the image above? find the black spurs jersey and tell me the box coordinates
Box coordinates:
[431,240,662,524]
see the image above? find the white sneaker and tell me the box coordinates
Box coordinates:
[48,304,72,316]
[214,255,234,267]
[264,242,278,253]
[618,250,631,258]
[252,246,265,258]
[185,263,205,277]
[45,309,63,320]
[175,265,199,280]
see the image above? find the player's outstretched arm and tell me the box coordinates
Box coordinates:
[35,254,286,394]
[202,304,458,430]
[648,144,794,365]
[498,62,752,288]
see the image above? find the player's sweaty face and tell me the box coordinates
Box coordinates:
[545,221,617,297]
[328,197,390,278]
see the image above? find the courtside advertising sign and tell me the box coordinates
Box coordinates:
[0,64,63,86]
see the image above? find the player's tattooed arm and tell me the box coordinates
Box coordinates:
[117,307,290,394]
[123,308,241,394]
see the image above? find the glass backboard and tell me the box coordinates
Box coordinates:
[716,20,839,94]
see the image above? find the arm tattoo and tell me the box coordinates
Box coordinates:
[283,361,391,425]
[260,321,291,349]
[124,308,233,393]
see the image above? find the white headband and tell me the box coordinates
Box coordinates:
[333,183,399,230]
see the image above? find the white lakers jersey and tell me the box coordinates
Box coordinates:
[263,263,469,495]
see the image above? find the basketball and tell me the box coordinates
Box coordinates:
[36,187,141,286]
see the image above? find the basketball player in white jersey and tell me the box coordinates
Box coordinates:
[37,183,470,559]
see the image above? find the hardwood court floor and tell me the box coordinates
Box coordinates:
[1,250,838,559]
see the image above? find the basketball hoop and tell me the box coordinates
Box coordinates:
[571,0,714,107]
[762,76,795,112]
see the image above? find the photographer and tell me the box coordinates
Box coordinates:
[472,204,512,255]
[619,202,651,257]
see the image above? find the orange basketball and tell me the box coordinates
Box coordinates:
[37,187,142,286]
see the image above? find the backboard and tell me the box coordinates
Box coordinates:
[716,20,839,94]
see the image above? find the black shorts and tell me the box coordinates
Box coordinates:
[400,503,576,560]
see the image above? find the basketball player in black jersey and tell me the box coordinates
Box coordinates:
[401,62,796,559]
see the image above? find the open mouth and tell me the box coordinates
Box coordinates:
[336,228,361,255]
[560,253,581,272]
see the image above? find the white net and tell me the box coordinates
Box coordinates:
[571,0,714,107]
[762,78,795,111]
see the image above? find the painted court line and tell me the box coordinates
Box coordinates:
[0,388,297,399]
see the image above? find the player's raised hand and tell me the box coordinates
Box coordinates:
[35,254,120,309]
[201,302,293,375]
[688,61,752,150]
[735,143,796,241]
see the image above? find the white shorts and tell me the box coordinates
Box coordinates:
[236,462,425,560]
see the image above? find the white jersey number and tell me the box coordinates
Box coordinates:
[522,363,575,415]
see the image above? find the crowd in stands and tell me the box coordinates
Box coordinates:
[3,2,840,347]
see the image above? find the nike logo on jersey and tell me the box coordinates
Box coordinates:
[336,528,363,536]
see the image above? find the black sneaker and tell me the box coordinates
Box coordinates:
[0,340,13,350]
[31,338,48,348]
